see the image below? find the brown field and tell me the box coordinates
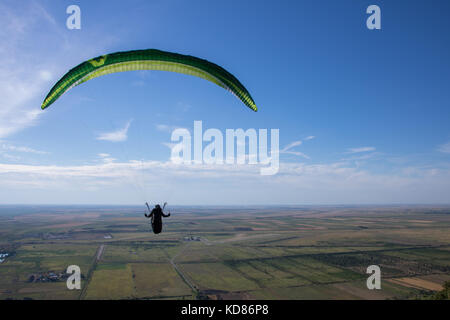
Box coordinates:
[388,277,444,291]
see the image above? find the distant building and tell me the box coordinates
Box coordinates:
[183,236,201,242]
[104,235,112,239]
[28,271,68,283]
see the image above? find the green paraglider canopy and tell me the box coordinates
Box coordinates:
[41,49,257,111]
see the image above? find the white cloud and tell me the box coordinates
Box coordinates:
[1,153,21,161]
[162,142,177,150]
[0,3,57,138]
[438,142,450,154]
[96,120,132,142]
[156,124,171,132]
[341,152,380,162]
[346,147,376,154]
[97,153,116,163]
[39,70,53,81]
[304,136,315,141]
[281,150,310,158]
[98,153,111,158]
[0,2,117,139]
[282,140,302,150]
[1,142,48,155]
[0,159,450,205]
[156,124,184,133]
[280,140,309,159]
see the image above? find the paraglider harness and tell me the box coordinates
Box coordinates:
[145,202,170,234]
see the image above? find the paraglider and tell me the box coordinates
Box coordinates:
[145,202,171,234]
[41,49,257,111]
[40,49,258,235]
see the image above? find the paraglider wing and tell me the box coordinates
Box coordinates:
[41,49,257,111]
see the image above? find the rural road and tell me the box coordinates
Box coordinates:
[170,243,197,294]
[79,244,106,300]
[96,244,105,261]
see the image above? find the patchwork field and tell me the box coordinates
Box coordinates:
[0,205,449,300]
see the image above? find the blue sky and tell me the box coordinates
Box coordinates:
[0,0,449,205]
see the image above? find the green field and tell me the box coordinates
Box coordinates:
[0,205,449,300]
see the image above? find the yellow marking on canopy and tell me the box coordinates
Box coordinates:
[89,55,108,67]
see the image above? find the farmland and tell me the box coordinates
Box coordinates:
[0,205,449,300]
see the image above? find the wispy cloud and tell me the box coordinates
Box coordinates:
[156,124,185,133]
[156,124,172,132]
[1,159,450,204]
[0,1,117,139]
[97,153,116,163]
[304,136,315,141]
[162,142,177,149]
[1,153,21,161]
[280,139,310,159]
[341,152,380,162]
[98,153,110,158]
[438,142,450,154]
[0,3,59,138]
[96,120,132,142]
[1,142,48,155]
[346,147,376,154]
[283,140,302,150]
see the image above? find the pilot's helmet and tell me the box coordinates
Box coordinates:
[155,204,161,209]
